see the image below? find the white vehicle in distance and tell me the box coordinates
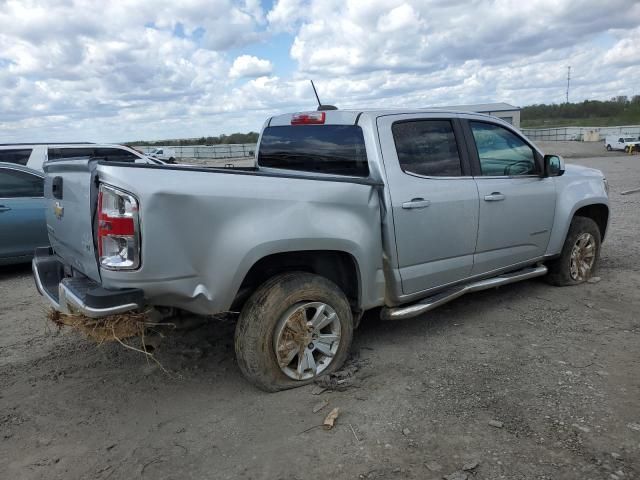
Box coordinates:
[0,143,165,172]
[147,147,177,163]
[604,135,640,152]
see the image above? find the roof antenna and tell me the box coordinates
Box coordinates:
[310,80,338,111]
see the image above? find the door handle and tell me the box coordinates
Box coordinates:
[484,192,505,202]
[402,198,431,209]
[0,205,11,213]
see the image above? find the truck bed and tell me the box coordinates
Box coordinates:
[43,160,387,315]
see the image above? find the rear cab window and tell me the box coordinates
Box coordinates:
[258,125,369,177]
[0,149,33,166]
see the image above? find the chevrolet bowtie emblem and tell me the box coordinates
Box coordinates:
[54,201,64,220]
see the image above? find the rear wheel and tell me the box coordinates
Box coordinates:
[606,144,612,151]
[234,272,353,391]
[546,216,601,286]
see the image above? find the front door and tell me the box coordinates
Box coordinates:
[377,114,479,295]
[464,120,556,275]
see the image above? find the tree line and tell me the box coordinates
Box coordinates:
[522,96,640,127]
[128,131,260,146]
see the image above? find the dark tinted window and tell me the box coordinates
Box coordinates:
[470,122,539,176]
[48,147,139,162]
[0,168,44,197]
[0,149,33,166]
[258,125,369,176]
[392,120,462,177]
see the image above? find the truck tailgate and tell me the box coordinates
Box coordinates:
[44,160,101,281]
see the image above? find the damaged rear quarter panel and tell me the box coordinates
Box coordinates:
[96,164,385,314]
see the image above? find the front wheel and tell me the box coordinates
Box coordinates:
[235,272,353,391]
[546,216,601,286]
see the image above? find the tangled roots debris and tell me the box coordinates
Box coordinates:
[47,308,172,374]
[47,308,149,343]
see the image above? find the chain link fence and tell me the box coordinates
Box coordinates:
[139,143,257,160]
[522,125,640,142]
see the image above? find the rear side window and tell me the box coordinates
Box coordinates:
[0,168,44,198]
[0,149,32,166]
[258,125,369,177]
[392,120,463,177]
[48,147,140,162]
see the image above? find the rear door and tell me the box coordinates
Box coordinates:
[44,160,101,280]
[0,166,48,259]
[463,119,556,274]
[377,113,479,294]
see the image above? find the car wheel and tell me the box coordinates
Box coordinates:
[235,272,353,392]
[168,157,176,164]
[546,216,601,286]
[606,144,612,151]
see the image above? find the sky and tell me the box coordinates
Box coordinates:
[1,0,639,143]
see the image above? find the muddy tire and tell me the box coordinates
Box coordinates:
[546,216,601,286]
[234,272,353,392]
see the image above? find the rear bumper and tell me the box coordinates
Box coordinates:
[32,247,144,318]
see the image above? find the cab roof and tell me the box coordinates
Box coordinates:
[268,108,499,126]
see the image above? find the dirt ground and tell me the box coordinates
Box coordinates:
[1,144,639,480]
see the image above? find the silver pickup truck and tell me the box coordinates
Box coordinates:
[33,109,610,391]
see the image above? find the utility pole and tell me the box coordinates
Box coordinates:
[566,66,571,104]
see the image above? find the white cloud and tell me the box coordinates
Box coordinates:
[0,0,639,143]
[229,55,274,78]
[603,27,640,66]
[266,0,306,32]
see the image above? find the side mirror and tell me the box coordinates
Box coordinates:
[544,154,565,177]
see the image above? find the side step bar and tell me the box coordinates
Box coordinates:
[380,265,548,321]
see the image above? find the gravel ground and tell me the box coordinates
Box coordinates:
[1,144,639,480]
[534,141,614,158]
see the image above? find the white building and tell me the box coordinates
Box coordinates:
[435,103,521,128]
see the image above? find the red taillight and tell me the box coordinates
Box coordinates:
[291,111,325,125]
[97,184,140,270]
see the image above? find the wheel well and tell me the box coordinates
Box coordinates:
[574,204,608,239]
[231,250,360,311]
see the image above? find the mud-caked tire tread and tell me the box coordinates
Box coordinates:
[234,272,353,392]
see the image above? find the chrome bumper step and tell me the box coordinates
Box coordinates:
[33,247,144,318]
[380,265,548,321]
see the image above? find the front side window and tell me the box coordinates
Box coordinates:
[391,120,462,177]
[258,125,369,176]
[0,168,44,198]
[0,149,32,166]
[470,122,539,176]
